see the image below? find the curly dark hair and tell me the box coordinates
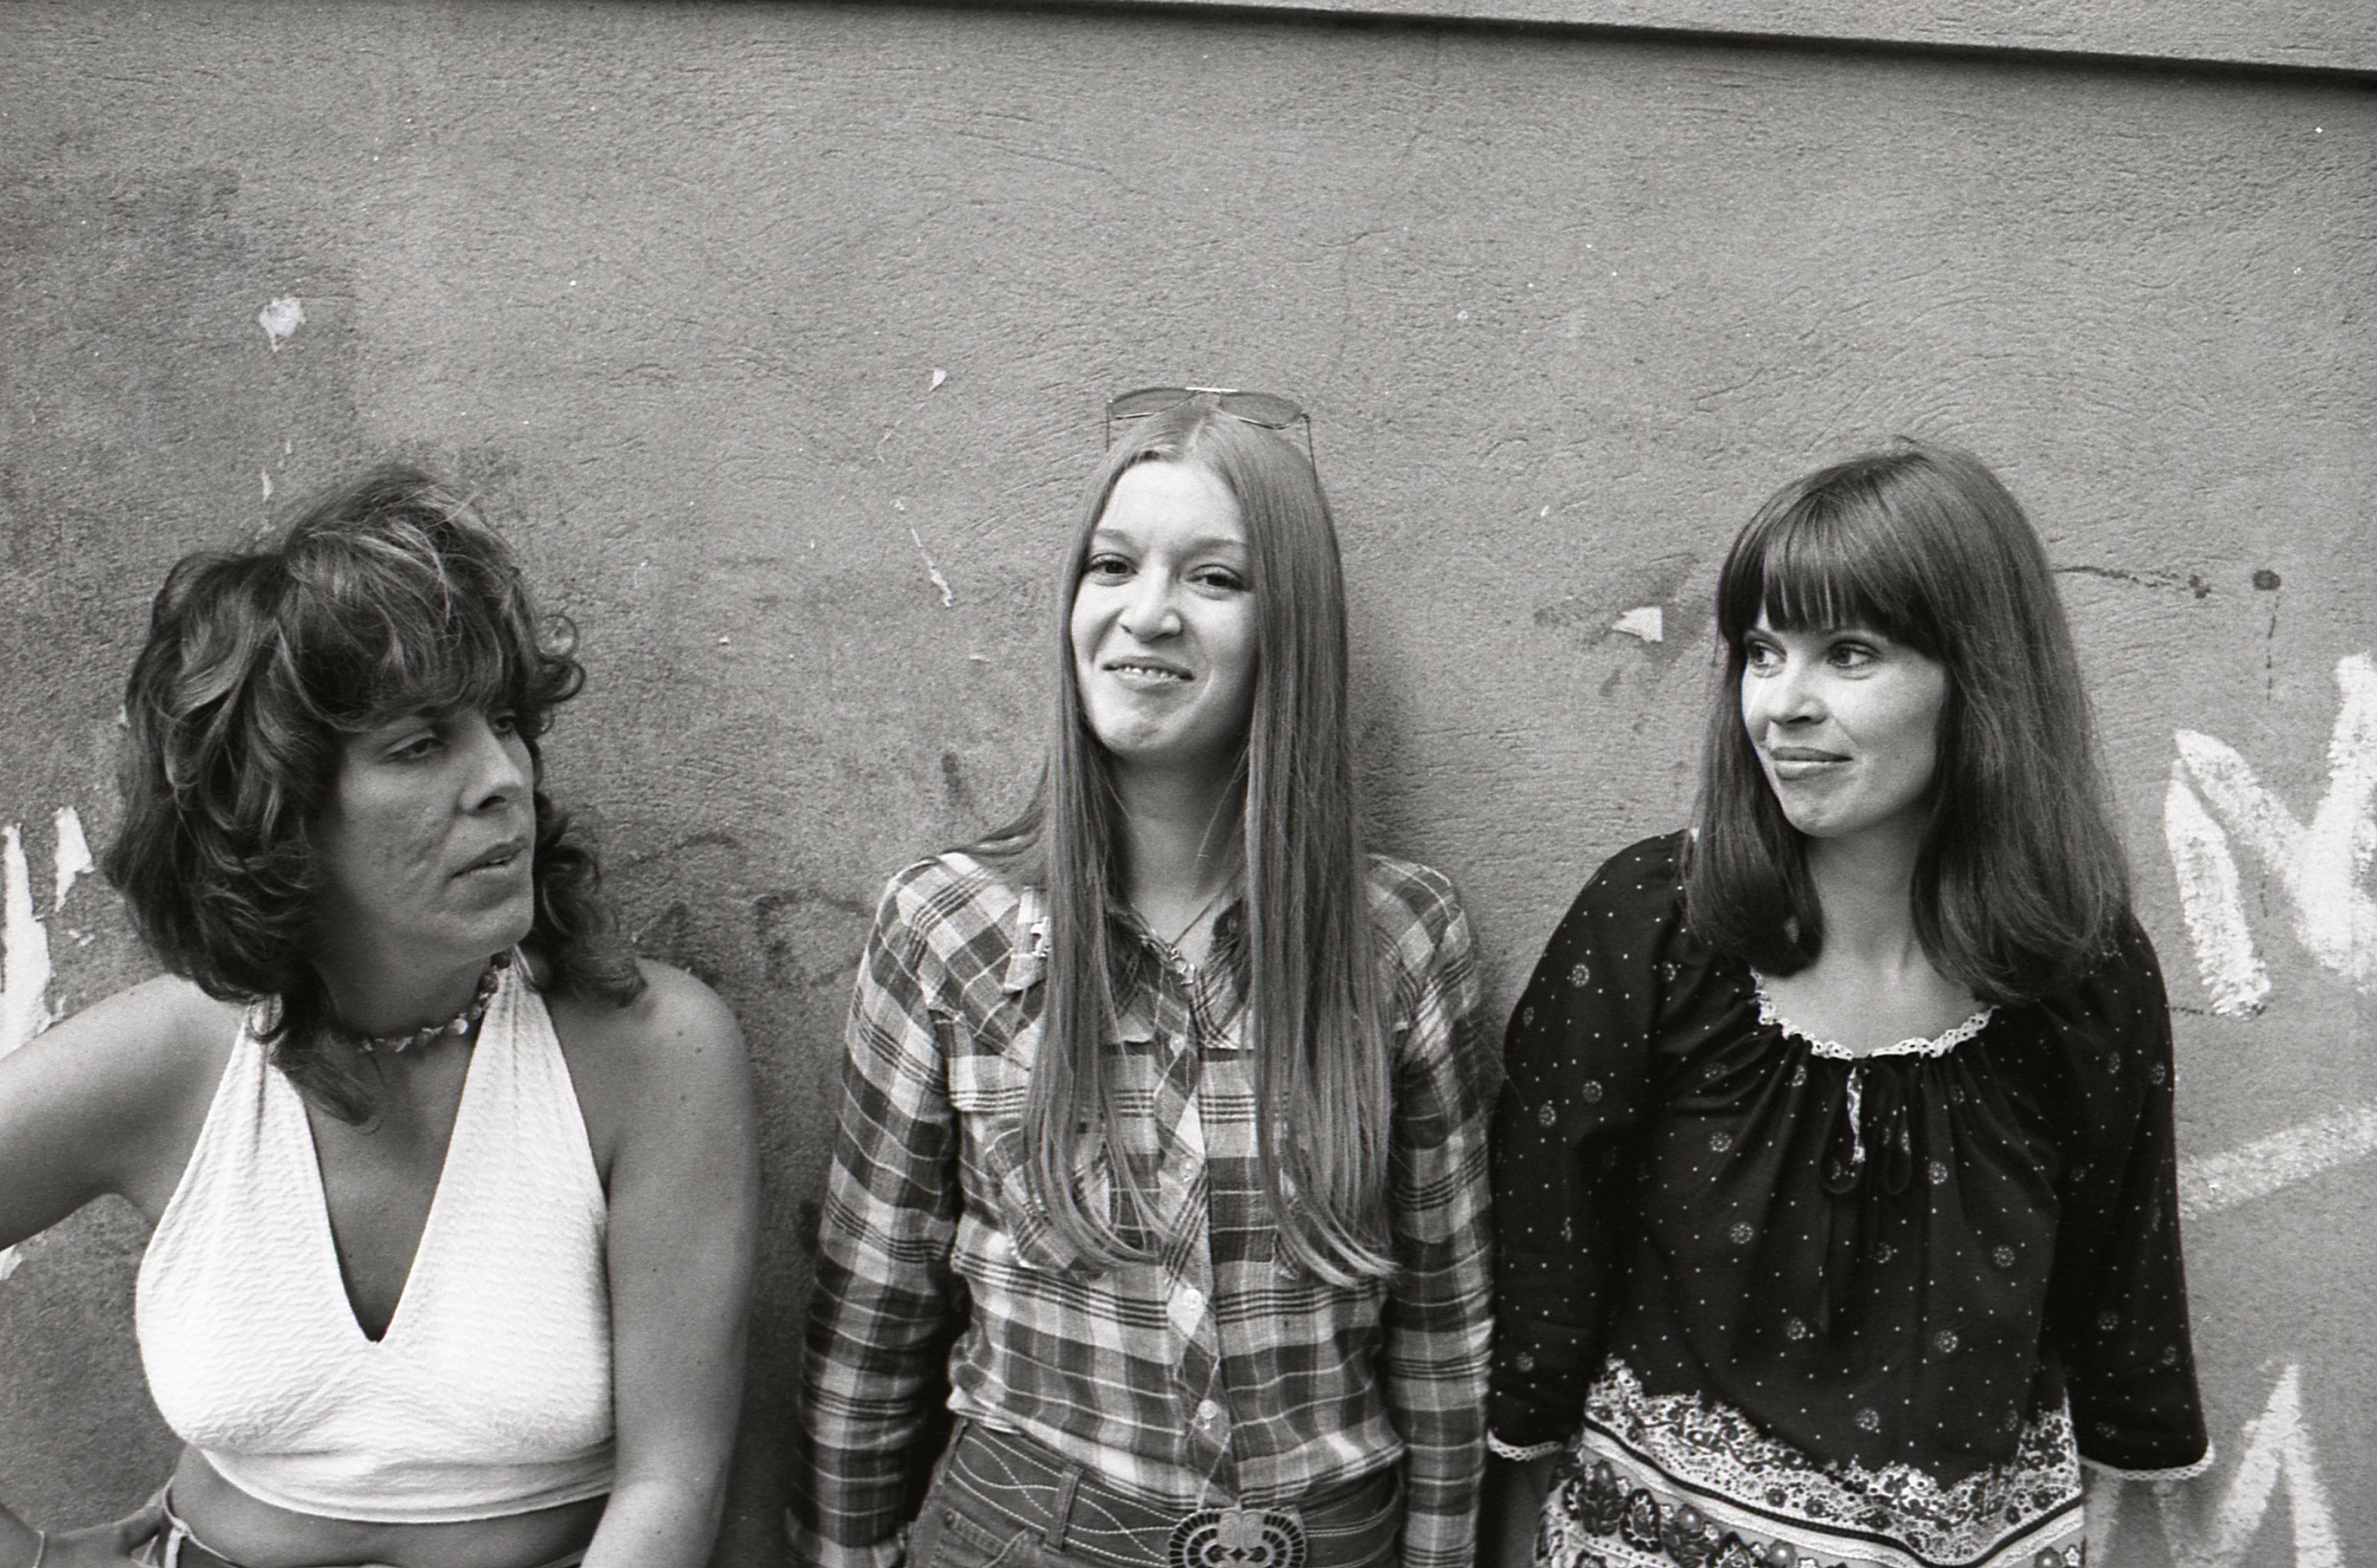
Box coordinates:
[102,463,644,1120]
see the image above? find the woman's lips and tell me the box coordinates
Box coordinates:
[1763,748,1846,781]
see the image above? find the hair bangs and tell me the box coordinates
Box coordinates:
[1720,490,1938,658]
[283,514,573,740]
[1688,439,2132,1004]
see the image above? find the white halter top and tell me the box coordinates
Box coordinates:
[135,964,615,1523]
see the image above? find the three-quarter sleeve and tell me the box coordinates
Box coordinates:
[2041,919,2212,1479]
[1379,881,1497,1568]
[1487,844,1670,1455]
[789,873,967,1568]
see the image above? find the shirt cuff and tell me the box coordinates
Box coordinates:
[2081,1440,2215,1483]
[785,1508,908,1568]
[1487,1433,1566,1463]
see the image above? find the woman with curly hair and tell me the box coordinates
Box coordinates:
[1485,442,2209,1568]
[0,467,755,1568]
[791,390,1495,1568]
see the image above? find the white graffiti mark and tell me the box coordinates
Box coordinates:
[2163,765,2271,1017]
[2167,653,2377,1000]
[2176,1103,2377,1220]
[2149,1365,2341,1568]
[256,295,305,351]
[2081,1470,2124,1565]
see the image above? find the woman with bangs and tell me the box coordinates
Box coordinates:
[1483,441,2208,1568]
[0,467,754,1568]
[793,391,1494,1568]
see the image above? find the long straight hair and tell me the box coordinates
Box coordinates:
[1683,440,2130,1004]
[974,405,1394,1285]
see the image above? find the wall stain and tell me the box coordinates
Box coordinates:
[2055,564,2213,599]
[753,885,872,989]
[941,749,976,815]
[614,829,745,874]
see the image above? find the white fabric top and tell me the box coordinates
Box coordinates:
[136,964,615,1523]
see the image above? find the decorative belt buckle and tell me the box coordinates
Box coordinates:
[1168,1505,1307,1568]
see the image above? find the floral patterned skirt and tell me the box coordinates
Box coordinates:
[1532,1360,2084,1568]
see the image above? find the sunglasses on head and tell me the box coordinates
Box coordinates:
[1104,386,1316,468]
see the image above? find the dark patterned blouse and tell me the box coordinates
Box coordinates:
[1487,835,2208,1561]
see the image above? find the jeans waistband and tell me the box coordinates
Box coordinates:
[933,1419,1401,1568]
[136,1488,588,1568]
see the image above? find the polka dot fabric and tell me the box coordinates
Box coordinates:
[1487,833,2208,1499]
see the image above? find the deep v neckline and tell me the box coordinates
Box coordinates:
[296,1004,496,1347]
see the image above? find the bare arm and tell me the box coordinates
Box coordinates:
[560,964,758,1568]
[0,975,231,1245]
[0,974,232,1561]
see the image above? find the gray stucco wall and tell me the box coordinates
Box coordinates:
[1,3,2369,1564]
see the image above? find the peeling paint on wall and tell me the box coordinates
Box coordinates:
[0,824,54,1058]
[1,808,91,1283]
[1610,606,1664,643]
[910,527,956,608]
[256,294,305,351]
[51,806,89,913]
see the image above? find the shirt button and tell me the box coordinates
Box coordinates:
[1196,1400,1223,1424]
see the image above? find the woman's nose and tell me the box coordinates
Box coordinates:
[1117,572,1181,639]
[1748,659,1823,728]
[459,715,531,810]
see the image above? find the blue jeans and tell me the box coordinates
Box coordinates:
[907,1421,1403,1568]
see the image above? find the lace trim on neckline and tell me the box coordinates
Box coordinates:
[1752,975,1996,1060]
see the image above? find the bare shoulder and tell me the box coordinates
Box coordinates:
[0,973,246,1230]
[8,973,241,1109]
[545,962,752,1173]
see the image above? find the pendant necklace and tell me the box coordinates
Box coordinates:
[1159,883,1233,956]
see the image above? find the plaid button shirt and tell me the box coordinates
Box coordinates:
[790,852,1493,1568]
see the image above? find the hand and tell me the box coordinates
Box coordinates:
[1478,1455,1553,1568]
[41,1497,166,1567]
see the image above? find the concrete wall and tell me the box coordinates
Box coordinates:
[0,3,2369,1563]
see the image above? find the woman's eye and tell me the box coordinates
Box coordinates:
[1830,641,1878,670]
[1744,641,1782,672]
[489,711,521,738]
[1193,566,1248,593]
[386,734,441,762]
[1082,553,1132,582]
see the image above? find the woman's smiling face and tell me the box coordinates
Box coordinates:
[1069,459,1259,779]
[1739,612,1949,846]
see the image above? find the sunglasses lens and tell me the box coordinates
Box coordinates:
[1106,387,1194,420]
[1214,393,1303,429]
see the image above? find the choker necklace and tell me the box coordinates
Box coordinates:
[348,953,509,1054]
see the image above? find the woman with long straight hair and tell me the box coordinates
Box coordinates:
[1484,441,2209,1568]
[792,390,1494,1568]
